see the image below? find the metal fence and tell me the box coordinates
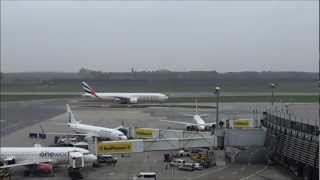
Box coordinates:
[261,109,319,168]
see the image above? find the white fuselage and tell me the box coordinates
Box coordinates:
[68,123,127,140]
[83,92,168,103]
[0,147,97,166]
[192,115,206,130]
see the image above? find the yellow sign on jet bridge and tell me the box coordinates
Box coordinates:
[135,128,155,139]
[233,119,252,128]
[98,142,132,154]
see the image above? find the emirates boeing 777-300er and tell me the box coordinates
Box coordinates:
[81,81,168,104]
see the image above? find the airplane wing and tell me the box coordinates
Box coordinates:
[202,122,216,126]
[199,114,209,117]
[113,96,136,102]
[179,113,209,118]
[159,119,198,126]
[112,96,129,101]
[43,132,88,136]
[179,112,194,117]
[114,125,124,130]
[0,160,50,169]
[44,130,101,138]
[160,119,216,126]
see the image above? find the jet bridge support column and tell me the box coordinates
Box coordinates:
[215,129,225,149]
[88,136,98,156]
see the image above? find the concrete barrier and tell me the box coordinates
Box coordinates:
[214,150,226,166]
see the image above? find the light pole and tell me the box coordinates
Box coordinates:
[214,86,221,128]
[269,83,277,106]
[318,79,320,131]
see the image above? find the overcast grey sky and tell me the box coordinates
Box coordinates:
[1,1,318,73]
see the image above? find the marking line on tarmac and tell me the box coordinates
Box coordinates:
[187,165,229,180]
[239,165,269,180]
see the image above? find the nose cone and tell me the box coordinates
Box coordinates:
[120,136,128,140]
[199,125,205,131]
[162,95,169,100]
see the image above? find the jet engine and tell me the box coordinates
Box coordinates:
[5,157,16,165]
[129,97,138,104]
[186,124,198,131]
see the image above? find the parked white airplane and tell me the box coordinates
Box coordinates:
[160,101,216,131]
[0,145,97,175]
[53,104,128,141]
[81,81,168,104]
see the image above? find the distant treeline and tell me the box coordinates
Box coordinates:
[0,68,318,92]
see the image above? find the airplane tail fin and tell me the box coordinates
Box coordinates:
[81,81,98,97]
[195,99,198,115]
[66,104,79,124]
[194,99,208,117]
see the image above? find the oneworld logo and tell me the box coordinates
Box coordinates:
[39,152,67,158]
